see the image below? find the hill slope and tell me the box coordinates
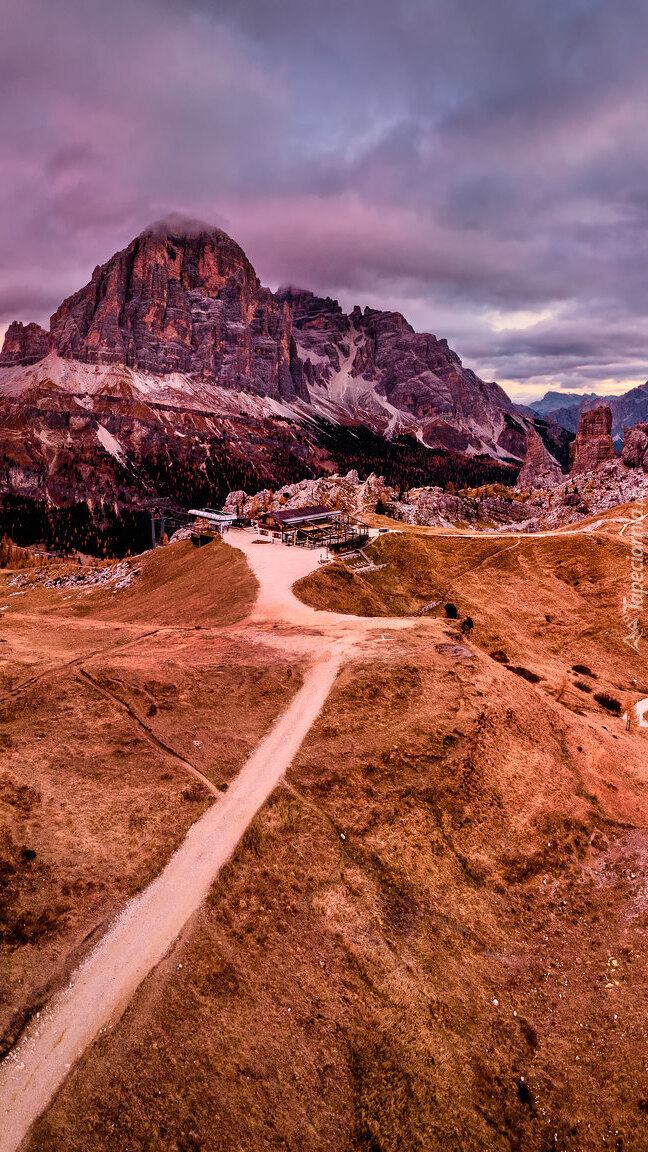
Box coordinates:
[4,515,648,1151]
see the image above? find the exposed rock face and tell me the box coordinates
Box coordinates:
[226,472,537,530]
[2,220,525,457]
[569,406,616,474]
[517,425,564,488]
[0,217,565,526]
[622,422,648,469]
[0,321,49,367]
[48,218,307,402]
[278,287,523,458]
[224,471,393,518]
[537,459,648,529]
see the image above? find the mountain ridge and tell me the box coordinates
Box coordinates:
[1,218,521,454]
[529,384,648,444]
[0,218,572,549]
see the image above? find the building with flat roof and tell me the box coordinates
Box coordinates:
[255,505,369,550]
[188,508,238,534]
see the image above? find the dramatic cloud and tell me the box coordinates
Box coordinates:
[2,0,648,399]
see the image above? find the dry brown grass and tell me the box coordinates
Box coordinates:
[25,632,648,1151]
[8,517,648,1152]
[0,540,302,1068]
[0,537,257,628]
[296,528,648,716]
[81,538,258,626]
[295,532,505,616]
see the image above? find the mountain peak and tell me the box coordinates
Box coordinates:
[2,219,522,460]
[44,216,276,383]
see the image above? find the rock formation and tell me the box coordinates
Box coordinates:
[2,217,525,458]
[569,406,616,474]
[622,422,648,469]
[517,425,564,488]
[0,321,49,367]
[48,218,307,402]
[0,216,572,530]
[225,472,537,530]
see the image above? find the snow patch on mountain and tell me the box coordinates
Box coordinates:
[96,425,125,461]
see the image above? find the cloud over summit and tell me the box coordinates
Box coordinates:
[2,0,648,399]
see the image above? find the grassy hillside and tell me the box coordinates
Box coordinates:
[295,527,647,711]
[0,537,258,628]
[5,514,648,1151]
[81,538,259,626]
[29,626,648,1151]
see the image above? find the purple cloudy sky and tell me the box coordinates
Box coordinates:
[2,0,648,401]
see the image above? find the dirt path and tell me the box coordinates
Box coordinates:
[0,644,346,1152]
[227,530,415,635]
[0,529,445,1148]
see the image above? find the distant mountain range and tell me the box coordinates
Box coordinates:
[526,384,648,445]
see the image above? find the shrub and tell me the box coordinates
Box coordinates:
[444,602,458,619]
[490,650,509,664]
[594,692,621,715]
[461,616,474,634]
[572,664,597,679]
[509,666,542,683]
[574,681,592,693]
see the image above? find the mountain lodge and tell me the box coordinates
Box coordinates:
[255,505,369,549]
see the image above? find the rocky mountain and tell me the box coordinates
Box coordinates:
[528,390,599,418]
[45,219,308,402]
[529,384,648,445]
[0,216,568,551]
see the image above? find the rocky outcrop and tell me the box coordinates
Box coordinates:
[537,459,648,529]
[569,406,616,474]
[224,471,393,518]
[226,473,536,530]
[622,422,648,469]
[0,321,49,367]
[517,425,563,488]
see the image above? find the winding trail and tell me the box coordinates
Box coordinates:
[9,517,635,1148]
[0,531,421,1152]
